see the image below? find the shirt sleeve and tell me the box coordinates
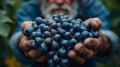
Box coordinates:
[9,2,35,64]
[86,0,111,30]
[9,32,34,64]
[14,2,34,33]
[86,0,119,62]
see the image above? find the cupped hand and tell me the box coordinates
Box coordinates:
[19,21,47,63]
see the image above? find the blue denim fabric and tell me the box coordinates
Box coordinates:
[9,0,119,67]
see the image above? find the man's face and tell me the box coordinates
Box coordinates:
[41,0,78,20]
[47,0,72,14]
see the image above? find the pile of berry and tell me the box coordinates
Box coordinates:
[23,14,99,67]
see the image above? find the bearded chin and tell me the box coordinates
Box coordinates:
[40,1,78,21]
[40,4,57,21]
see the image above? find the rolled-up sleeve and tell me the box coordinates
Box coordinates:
[96,30,119,62]
[9,2,35,64]
[9,32,34,64]
[102,30,119,55]
[86,0,119,62]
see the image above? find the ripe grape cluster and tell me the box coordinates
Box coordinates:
[23,14,100,67]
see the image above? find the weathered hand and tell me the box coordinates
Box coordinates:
[68,18,110,64]
[19,21,47,63]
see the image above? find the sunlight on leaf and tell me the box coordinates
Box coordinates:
[0,24,10,37]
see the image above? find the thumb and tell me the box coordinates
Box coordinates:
[21,21,33,31]
[84,18,102,31]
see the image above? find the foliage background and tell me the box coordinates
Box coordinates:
[0,0,120,67]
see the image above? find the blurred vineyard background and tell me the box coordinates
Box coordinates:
[0,0,120,67]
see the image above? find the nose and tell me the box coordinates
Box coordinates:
[55,0,64,6]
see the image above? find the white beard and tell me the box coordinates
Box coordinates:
[40,1,78,21]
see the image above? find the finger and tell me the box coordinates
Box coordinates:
[20,34,28,40]
[84,18,94,23]
[98,31,110,45]
[19,39,33,52]
[36,55,48,63]
[68,50,86,64]
[68,50,77,59]
[27,50,42,59]
[83,38,101,50]
[76,55,86,64]
[84,18,102,31]
[21,21,33,31]
[74,43,94,59]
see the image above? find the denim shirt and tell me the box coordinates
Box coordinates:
[9,0,119,67]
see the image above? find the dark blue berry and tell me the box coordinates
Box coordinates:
[48,51,55,58]
[35,37,42,46]
[70,29,74,35]
[43,26,51,31]
[57,28,66,37]
[61,17,66,21]
[80,26,87,32]
[69,38,77,46]
[37,28,41,32]
[57,23,61,27]
[76,19,82,23]
[71,20,76,24]
[52,40,59,50]
[23,26,34,37]
[45,38,52,45]
[62,22,70,31]
[69,23,73,28]
[74,32,81,40]
[81,31,89,39]
[30,32,37,39]
[61,40,69,47]
[36,31,42,37]
[35,17,42,25]
[39,43,48,54]
[50,22,58,29]
[58,48,67,58]
[54,17,60,22]
[48,59,55,67]
[73,24,81,32]
[39,24,46,29]
[42,19,48,25]
[54,34,61,41]
[53,54,60,63]
[89,32,93,38]
[92,31,100,38]
[30,41,38,49]
[53,14,59,18]
[64,32,71,39]
[32,23,38,31]
[51,29,57,35]
[59,13,64,17]
[43,31,51,38]
[60,59,68,67]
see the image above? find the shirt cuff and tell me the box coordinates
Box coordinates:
[9,32,33,64]
[96,30,119,62]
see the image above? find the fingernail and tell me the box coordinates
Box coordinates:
[68,50,77,59]
[74,43,83,52]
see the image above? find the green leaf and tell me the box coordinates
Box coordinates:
[0,10,13,24]
[0,24,10,37]
[0,15,13,24]
[0,10,6,15]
